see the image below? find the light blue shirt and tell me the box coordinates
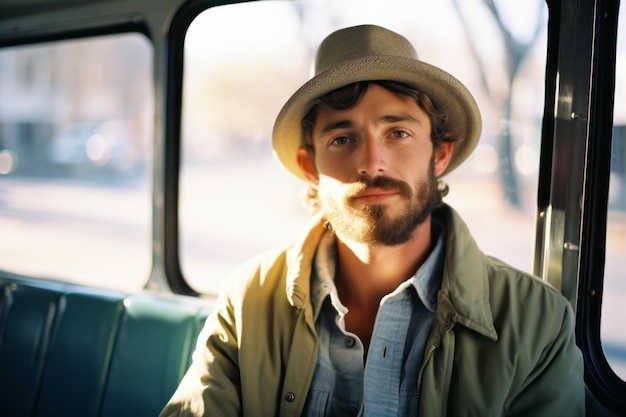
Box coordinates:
[302,219,445,417]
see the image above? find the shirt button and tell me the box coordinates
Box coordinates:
[348,406,359,416]
[345,336,356,347]
[285,392,296,402]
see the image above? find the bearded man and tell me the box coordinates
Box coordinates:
[161,24,584,417]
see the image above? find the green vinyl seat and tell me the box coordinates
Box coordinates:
[0,276,211,417]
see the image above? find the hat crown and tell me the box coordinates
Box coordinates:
[314,25,419,75]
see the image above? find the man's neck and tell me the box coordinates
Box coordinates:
[334,216,433,311]
[332,215,433,353]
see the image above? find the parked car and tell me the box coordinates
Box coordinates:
[47,119,144,177]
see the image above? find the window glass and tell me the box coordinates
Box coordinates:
[181,0,547,295]
[0,33,153,291]
[602,4,626,380]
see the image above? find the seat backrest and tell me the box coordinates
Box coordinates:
[0,276,211,417]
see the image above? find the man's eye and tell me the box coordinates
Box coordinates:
[392,130,409,138]
[331,136,350,145]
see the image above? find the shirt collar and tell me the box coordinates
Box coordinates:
[310,230,343,321]
[412,218,445,313]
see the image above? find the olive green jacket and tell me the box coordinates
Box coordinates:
[160,204,585,416]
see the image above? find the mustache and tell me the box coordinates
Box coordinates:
[344,175,412,199]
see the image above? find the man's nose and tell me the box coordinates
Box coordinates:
[357,134,388,176]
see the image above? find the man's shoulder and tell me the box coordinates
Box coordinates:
[224,245,293,289]
[484,255,564,299]
[482,255,574,333]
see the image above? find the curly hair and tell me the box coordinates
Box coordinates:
[299,80,456,212]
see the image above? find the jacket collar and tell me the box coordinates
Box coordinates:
[285,204,498,341]
[433,204,498,340]
[285,213,327,309]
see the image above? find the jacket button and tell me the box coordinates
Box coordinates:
[345,336,356,347]
[285,392,296,402]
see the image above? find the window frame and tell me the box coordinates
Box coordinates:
[537,0,626,413]
[575,0,626,413]
[162,0,238,296]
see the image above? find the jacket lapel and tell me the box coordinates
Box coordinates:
[435,204,498,341]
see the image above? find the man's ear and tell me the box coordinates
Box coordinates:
[434,141,454,177]
[296,146,319,183]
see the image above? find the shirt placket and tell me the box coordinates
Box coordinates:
[363,292,411,416]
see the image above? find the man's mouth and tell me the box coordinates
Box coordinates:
[346,176,409,202]
[350,186,402,204]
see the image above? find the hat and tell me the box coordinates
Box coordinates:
[272,24,482,180]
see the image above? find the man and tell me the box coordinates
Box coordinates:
[160,24,584,416]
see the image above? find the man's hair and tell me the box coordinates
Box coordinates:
[299,80,457,212]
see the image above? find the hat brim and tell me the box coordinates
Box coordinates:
[272,55,482,180]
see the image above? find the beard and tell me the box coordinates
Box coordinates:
[320,159,441,246]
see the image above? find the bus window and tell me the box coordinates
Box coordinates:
[180,0,547,295]
[0,33,153,291]
[602,4,626,380]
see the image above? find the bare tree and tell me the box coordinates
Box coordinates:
[451,0,546,207]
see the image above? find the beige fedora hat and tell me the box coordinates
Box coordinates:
[272,24,482,180]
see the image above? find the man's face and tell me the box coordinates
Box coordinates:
[303,84,452,246]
